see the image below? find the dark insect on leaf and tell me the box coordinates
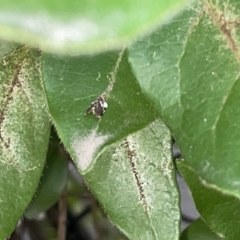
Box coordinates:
[84,96,108,118]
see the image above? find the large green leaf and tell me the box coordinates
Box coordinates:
[86,119,180,240]
[181,218,220,240]
[0,45,50,238]
[42,49,157,173]
[0,0,190,54]
[177,161,240,239]
[128,0,240,197]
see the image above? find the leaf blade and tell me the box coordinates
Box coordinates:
[85,119,180,240]
[42,49,157,173]
[0,45,50,238]
[181,218,221,240]
[178,160,240,239]
[25,128,67,219]
[128,0,240,198]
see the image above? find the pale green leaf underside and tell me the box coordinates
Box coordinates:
[129,0,240,197]
[0,0,190,54]
[86,119,180,240]
[0,46,50,238]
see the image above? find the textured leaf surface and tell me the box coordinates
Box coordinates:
[25,128,67,219]
[42,49,157,173]
[0,0,190,54]
[181,218,220,240]
[178,161,240,239]
[0,40,19,58]
[0,45,50,238]
[129,0,240,197]
[86,119,180,240]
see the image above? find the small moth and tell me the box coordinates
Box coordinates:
[85,96,108,118]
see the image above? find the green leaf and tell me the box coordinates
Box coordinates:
[178,161,240,239]
[0,0,190,54]
[42,49,157,173]
[128,0,240,197]
[24,128,68,219]
[181,218,220,240]
[0,40,19,58]
[0,45,50,238]
[85,119,180,240]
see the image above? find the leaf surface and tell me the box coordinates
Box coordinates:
[86,119,180,240]
[25,128,67,219]
[42,49,157,173]
[129,0,240,197]
[181,218,220,240]
[178,160,240,239]
[0,45,50,238]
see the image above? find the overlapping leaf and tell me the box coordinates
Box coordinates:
[86,119,180,240]
[42,49,157,173]
[42,49,181,238]
[0,45,50,238]
[181,218,220,240]
[178,161,240,239]
[129,0,240,197]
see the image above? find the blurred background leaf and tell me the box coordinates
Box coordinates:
[0,0,191,54]
[177,160,240,239]
[24,127,68,219]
